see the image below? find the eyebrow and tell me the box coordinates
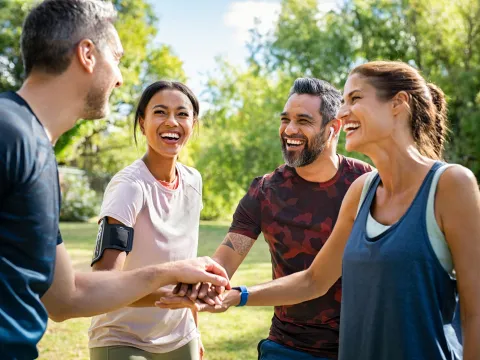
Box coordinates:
[152,104,188,111]
[280,112,313,120]
[342,89,362,104]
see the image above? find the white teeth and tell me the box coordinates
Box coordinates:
[286,139,303,145]
[343,123,360,131]
[160,132,180,139]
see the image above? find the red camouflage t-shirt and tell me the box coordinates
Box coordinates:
[229,155,373,358]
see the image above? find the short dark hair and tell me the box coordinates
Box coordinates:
[21,0,117,76]
[134,81,200,144]
[289,78,342,125]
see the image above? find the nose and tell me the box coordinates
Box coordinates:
[165,112,179,127]
[284,121,299,136]
[336,103,349,121]
[114,70,123,88]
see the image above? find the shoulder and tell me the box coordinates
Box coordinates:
[177,162,202,181]
[437,164,478,197]
[105,163,145,196]
[0,96,38,171]
[342,156,375,176]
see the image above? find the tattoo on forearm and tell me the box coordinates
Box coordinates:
[221,233,255,256]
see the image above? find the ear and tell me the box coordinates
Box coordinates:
[139,117,145,134]
[328,118,342,139]
[392,91,409,116]
[75,39,96,74]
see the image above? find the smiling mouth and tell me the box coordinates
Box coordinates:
[284,138,306,148]
[160,132,181,143]
[343,122,360,136]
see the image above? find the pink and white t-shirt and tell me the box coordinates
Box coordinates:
[88,159,203,353]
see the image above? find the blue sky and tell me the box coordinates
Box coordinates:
[150,0,282,96]
[150,1,339,101]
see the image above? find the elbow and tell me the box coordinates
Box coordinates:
[46,301,79,323]
[47,308,70,323]
[305,268,328,299]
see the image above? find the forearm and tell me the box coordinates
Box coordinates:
[58,264,175,319]
[129,286,172,307]
[213,232,255,278]
[463,315,480,360]
[224,269,324,308]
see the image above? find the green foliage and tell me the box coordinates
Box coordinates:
[60,174,100,222]
[0,0,31,91]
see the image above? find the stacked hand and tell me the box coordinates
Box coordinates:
[156,280,241,313]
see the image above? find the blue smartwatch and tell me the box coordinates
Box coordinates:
[232,285,249,307]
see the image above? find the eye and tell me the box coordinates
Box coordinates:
[280,117,289,123]
[154,110,166,115]
[351,96,361,103]
[178,112,189,117]
[298,119,309,124]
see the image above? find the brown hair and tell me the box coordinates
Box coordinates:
[350,61,448,160]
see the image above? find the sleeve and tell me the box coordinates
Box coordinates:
[228,176,264,240]
[57,229,63,245]
[99,175,144,227]
[0,117,30,200]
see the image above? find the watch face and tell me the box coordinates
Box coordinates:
[92,217,106,262]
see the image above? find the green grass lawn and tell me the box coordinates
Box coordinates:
[38,222,273,360]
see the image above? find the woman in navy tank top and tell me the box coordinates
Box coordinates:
[187,61,480,360]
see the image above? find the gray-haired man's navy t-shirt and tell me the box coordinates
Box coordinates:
[0,91,63,359]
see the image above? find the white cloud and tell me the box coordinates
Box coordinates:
[223,1,281,43]
[317,0,339,14]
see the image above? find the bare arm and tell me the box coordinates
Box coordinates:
[41,243,229,322]
[213,232,256,278]
[437,166,480,359]
[160,174,368,311]
[92,218,178,308]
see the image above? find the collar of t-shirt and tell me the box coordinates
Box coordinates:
[157,171,179,190]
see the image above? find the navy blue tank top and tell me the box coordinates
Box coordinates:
[340,162,462,360]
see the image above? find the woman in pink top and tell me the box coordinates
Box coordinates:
[88,81,206,360]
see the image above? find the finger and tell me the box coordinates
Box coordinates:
[177,283,189,297]
[207,287,222,305]
[198,283,210,299]
[186,284,193,299]
[203,258,231,288]
[199,271,231,289]
[173,283,182,295]
[216,285,225,294]
[189,282,202,301]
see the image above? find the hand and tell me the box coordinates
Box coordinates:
[173,282,223,306]
[170,257,231,289]
[157,288,241,313]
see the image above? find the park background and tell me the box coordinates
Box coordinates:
[1,0,479,358]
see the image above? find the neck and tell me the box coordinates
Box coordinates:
[17,73,84,144]
[295,146,340,183]
[365,142,434,195]
[142,150,177,182]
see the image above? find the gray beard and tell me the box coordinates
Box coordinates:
[281,127,327,168]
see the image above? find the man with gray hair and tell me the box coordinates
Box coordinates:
[0,1,229,358]
[163,78,372,359]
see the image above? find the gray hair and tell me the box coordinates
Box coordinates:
[289,77,342,126]
[21,0,117,76]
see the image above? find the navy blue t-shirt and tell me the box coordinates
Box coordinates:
[0,92,63,359]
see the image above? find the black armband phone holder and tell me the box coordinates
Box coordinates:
[91,217,134,266]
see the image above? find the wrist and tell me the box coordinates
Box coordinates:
[231,285,249,307]
[225,288,242,307]
[153,263,177,287]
